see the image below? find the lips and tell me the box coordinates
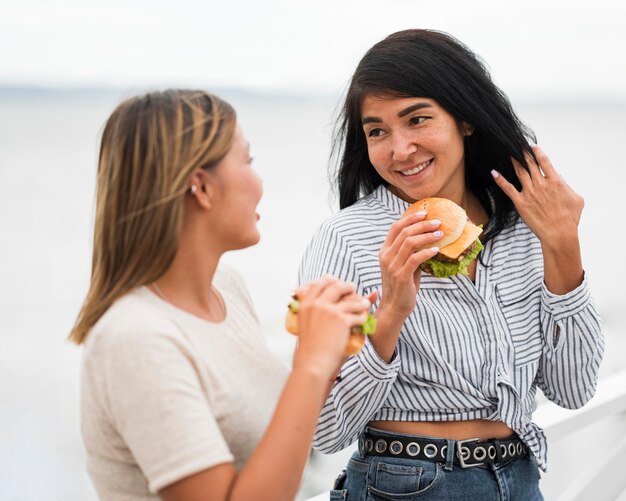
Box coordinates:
[398,158,433,176]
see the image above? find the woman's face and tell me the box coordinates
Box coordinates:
[361,95,470,204]
[208,125,263,250]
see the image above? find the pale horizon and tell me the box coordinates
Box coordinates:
[2,0,625,101]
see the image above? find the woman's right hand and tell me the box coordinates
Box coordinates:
[292,276,371,378]
[377,211,443,328]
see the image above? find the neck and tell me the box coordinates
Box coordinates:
[152,220,225,321]
[431,181,487,226]
[387,182,488,226]
[460,191,489,226]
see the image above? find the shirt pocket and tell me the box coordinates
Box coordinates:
[495,283,543,367]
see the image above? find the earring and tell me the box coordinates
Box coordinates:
[189,185,197,195]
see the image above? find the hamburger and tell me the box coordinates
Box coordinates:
[403,197,484,278]
[285,294,376,355]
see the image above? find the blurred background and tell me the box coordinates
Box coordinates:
[1,1,625,499]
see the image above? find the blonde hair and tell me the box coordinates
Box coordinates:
[70,89,237,344]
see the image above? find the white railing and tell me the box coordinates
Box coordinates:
[304,369,626,501]
[534,369,626,501]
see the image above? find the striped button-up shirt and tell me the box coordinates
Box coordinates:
[298,185,604,471]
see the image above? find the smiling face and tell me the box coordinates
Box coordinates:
[361,95,471,204]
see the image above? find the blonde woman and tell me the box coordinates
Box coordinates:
[71,89,371,501]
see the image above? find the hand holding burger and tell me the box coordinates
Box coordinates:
[286,278,376,358]
[403,198,483,278]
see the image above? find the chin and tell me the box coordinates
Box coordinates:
[243,230,261,249]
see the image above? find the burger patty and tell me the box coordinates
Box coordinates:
[435,239,479,263]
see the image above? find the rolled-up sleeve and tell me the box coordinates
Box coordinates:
[536,273,605,409]
[298,221,400,453]
[313,340,400,453]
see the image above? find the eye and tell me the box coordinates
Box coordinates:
[248,156,254,164]
[410,116,429,125]
[367,128,383,138]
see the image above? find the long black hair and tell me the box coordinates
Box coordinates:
[333,29,535,244]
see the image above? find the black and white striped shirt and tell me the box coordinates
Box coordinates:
[298,185,604,471]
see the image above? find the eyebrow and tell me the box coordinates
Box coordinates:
[398,102,432,117]
[361,102,433,125]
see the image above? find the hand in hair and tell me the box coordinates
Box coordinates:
[491,144,584,295]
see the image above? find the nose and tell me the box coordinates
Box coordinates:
[254,169,263,199]
[391,130,418,162]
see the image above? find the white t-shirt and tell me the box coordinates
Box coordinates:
[80,264,289,500]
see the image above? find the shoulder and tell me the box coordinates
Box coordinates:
[299,189,394,284]
[83,289,189,365]
[312,189,396,241]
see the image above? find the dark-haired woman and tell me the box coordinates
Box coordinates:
[299,30,604,500]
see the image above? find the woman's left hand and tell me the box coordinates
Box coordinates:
[491,145,584,247]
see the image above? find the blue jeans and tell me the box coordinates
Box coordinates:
[330,435,543,500]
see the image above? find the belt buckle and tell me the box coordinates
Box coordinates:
[457,437,481,468]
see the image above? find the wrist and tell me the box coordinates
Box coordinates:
[291,352,337,382]
[541,234,584,295]
[375,302,407,334]
[540,230,579,254]
[370,304,405,363]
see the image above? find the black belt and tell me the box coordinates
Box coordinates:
[359,429,528,468]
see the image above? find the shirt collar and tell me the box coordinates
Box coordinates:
[372,184,412,217]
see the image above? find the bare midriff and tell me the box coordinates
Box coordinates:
[367,419,515,441]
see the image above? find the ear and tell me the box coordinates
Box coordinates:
[188,169,215,210]
[461,122,475,136]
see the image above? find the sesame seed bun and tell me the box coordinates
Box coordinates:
[403,197,484,277]
[403,197,467,249]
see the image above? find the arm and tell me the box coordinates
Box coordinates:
[158,278,369,501]
[535,275,605,409]
[311,340,401,453]
[492,145,605,407]
[161,362,342,501]
[298,216,441,452]
[491,144,585,295]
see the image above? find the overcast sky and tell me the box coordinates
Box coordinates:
[1,0,625,100]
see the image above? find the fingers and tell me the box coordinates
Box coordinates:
[491,169,521,204]
[296,275,336,301]
[531,144,558,178]
[344,311,369,327]
[379,216,441,293]
[393,225,443,265]
[337,296,371,315]
[494,144,559,204]
[384,211,427,249]
[519,145,558,183]
[385,218,442,259]
[298,277,370,313]
[512,156,533,187]
[318,281,371,316]
[318,281,358,305]
[403,247,440,274]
